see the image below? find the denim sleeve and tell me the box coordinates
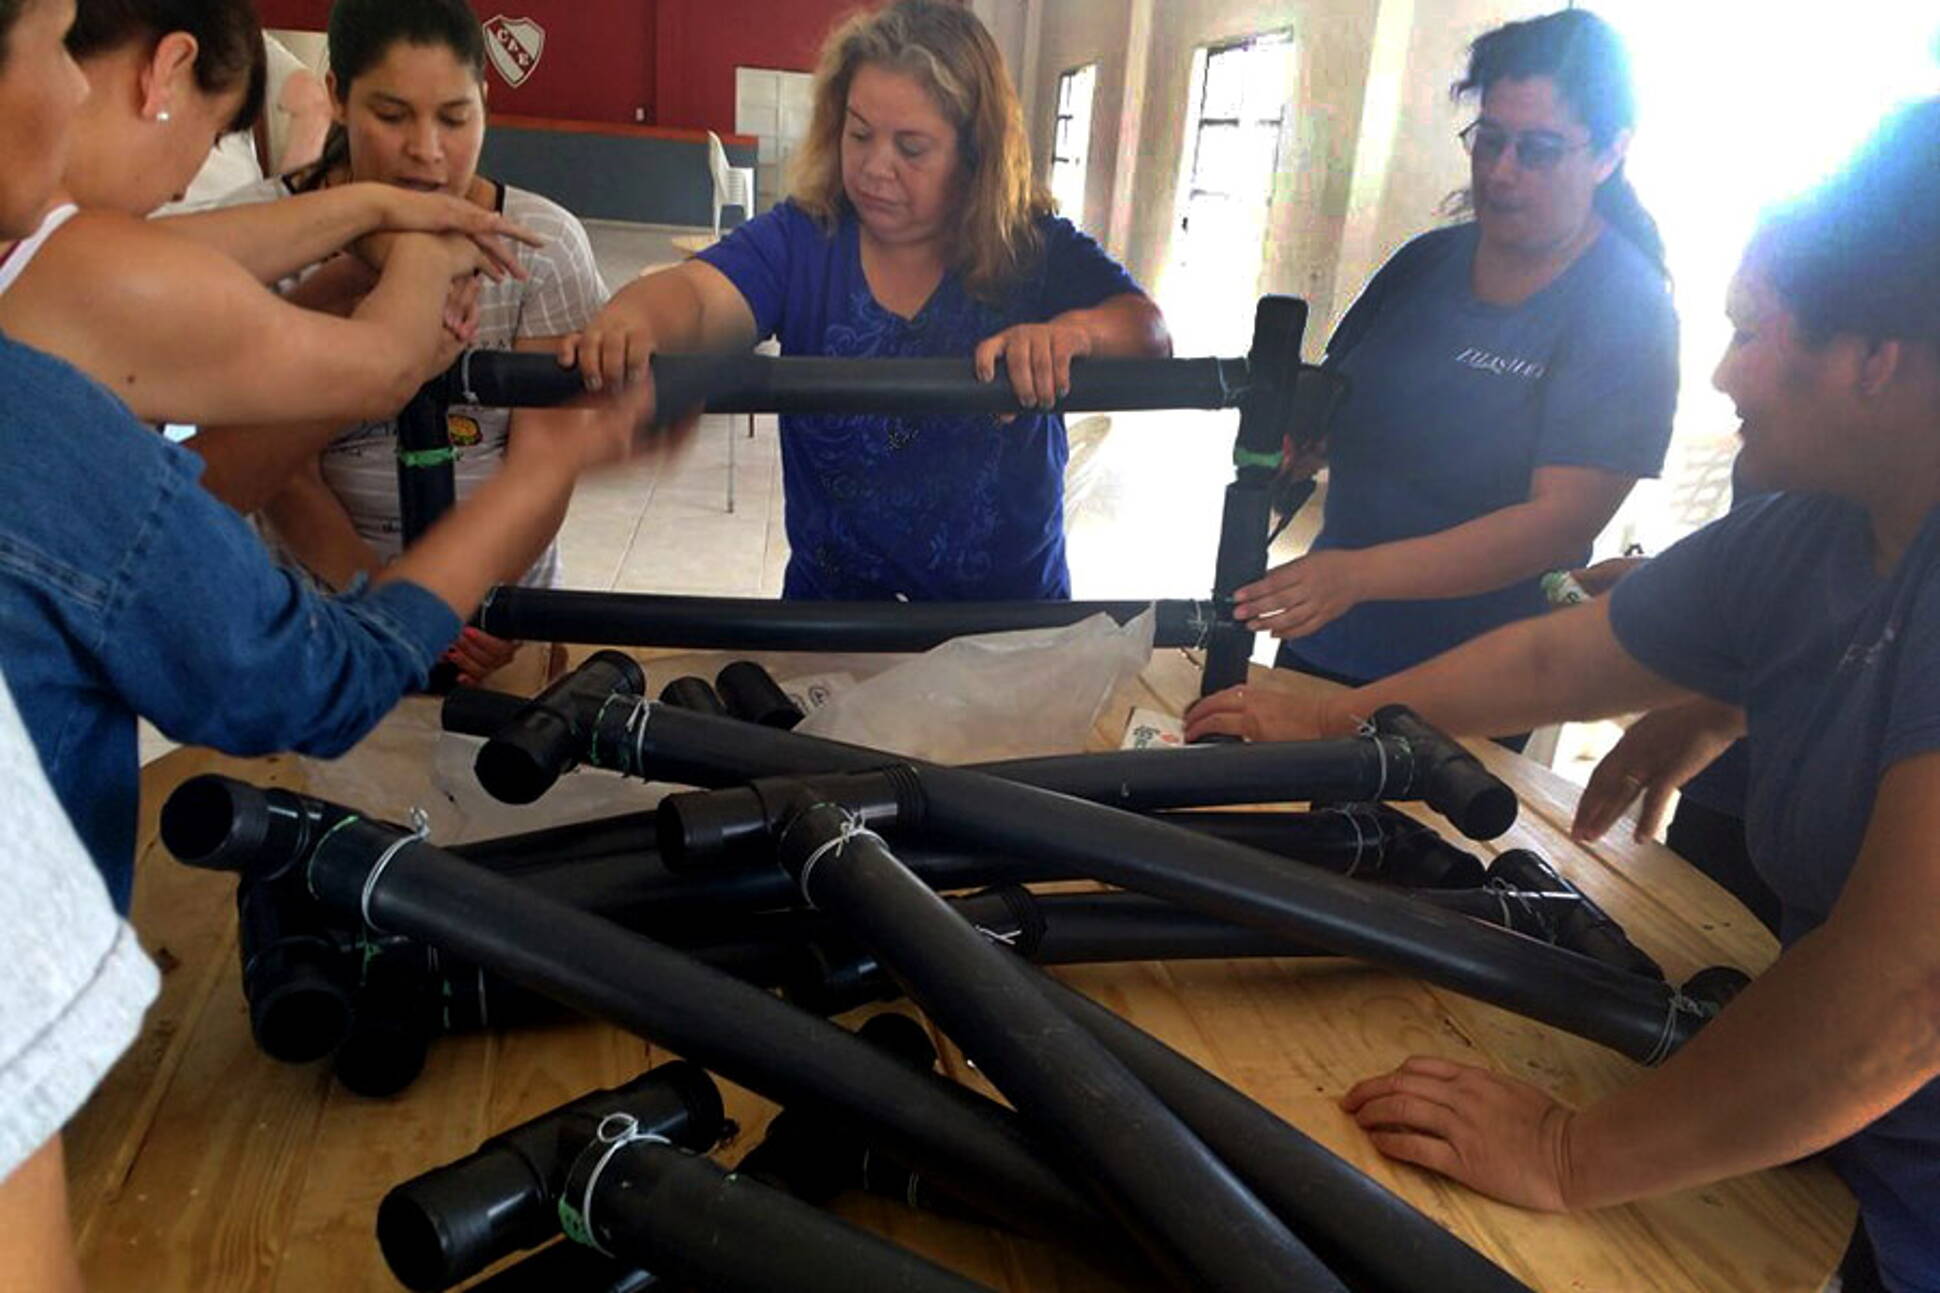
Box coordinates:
[90,459,461,758]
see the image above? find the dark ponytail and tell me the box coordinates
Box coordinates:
[1592,165,1665,274]
[1452,8,1667,278]
[294,0,487,192]
[67,0,266,135]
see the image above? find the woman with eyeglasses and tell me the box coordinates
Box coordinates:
[1188,96,1940,1292]
[1235,9,1678,739]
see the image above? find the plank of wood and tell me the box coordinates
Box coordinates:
[67,750,309,1252]
[68,652,1852,1292]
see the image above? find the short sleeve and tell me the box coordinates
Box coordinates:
[1036,216,1142,318]
[507,194,611,340]
[1607,498,1792,704]
[1534,249,1679,478]
[696,204,809,342]
[0,674,156,1179]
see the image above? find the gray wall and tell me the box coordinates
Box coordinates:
[481,127,759,227]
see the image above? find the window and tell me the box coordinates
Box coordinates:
[1050,64,1097,227]
[1166,32,1294,352]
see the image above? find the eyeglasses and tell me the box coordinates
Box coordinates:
[1458,120,1592,172]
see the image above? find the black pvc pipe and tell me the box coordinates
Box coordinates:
[544,693,1513,841]
[735,1012,965,1208]
[1164,807,1486,887]
[449,810,659,870]
[461,1241,653,1293]
[377,1061,723,1291]
[559,1138,994,1293]
[658,675,728,716]
[796,885,1586,1016]
[952,886,1581,964]
[475,651,646,805]
[661,760,1720,1065]
[652,732,1515,878]
[1035,973,1532,1293]
[1197,297,1308,698]
[771,797,1344,1293]
[1486,849,1665,981]
[438,348,1252,416]
[979,707,1516,839]
[164,778,1114,1247]
[876,762,1722,1063]
[397,384,456,548]
[447,803,1481,893]
[716,660,805,728]
[476,587,1219,653]
[235,872,356,1063]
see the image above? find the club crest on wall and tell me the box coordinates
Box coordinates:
[484,15,546,88]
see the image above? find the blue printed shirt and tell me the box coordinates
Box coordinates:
[698,202,1142,600]
[1299,223,1678,680]
[0,333,460,911]
[1611,494,1940,1291]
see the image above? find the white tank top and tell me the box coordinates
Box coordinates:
[0,203,79,300]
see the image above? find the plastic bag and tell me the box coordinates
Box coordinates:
[793,608,1154,763]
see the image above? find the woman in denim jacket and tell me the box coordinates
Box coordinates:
[0,0,674,916]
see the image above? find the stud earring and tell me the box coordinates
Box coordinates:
[156,109,172,123]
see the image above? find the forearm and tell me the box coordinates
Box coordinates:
[1324,599,1691,737]
[604,268,716,353]
[500,402,581,584]
[336,238,463,408]
[263,469,383,592]
[154,185,382,284]
[1356,500,1604,604]
[1566,915,1940,1207]
[1053,293,1171,358]
[0,1137,85,1293]
[380,458,577,616]
[191,419,351,515]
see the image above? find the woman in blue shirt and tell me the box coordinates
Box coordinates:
[571,0,1169,601]
[1237,10,1678,691]
[1189,98,1940,1293]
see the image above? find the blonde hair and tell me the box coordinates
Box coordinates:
[789,0,1051,304]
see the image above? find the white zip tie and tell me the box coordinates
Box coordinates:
[796,811,884,906]
[1643,992,1702,1067]
[577,1113,669,1257]
[361,806,431,931]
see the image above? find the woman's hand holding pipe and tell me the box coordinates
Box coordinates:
[1231,549,1374,638]
[975,319,1094,412]
[442,626,522,687]
[1571,699,1745,843]
[1341,1055,1578,1212]
[1182,682,1354,743]
[561,295,659,394]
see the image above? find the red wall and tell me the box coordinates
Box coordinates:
[255,0,871,128]
[651,0,859,131]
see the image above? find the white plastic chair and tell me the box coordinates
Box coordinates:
[707,131,755,236]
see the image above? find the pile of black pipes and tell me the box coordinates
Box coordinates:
[163,772,1541,1292]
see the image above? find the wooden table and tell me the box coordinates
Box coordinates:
[67,649,1853,1291]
